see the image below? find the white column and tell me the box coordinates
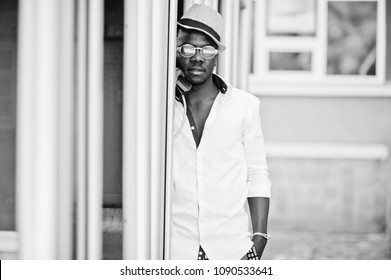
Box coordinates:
[164,0,180,260]
[87,0,104,260]
[16,0,74,259]
[218,0,240,84]
[150,0,170,260]
[76,0,88,260]
[134,0,153,259]
[33,0,59,260]
[123,0,139,260]
[16,0,39,259]
[74,0,104,260]
[231,1,240,86]
[253,0,267,76]
[123,0,174,260]
[238,0,252,90]
[57,0,75,260]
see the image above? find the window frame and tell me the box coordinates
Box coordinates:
[0,231,18,258]
[250,0,387,89]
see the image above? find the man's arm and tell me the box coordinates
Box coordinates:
[243,97,271,259]
[248,197,270,258]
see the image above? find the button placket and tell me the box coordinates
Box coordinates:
[196,149,206,243]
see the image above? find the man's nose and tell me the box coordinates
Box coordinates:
[190,49,204,62]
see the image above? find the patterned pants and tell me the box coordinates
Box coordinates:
[197,245,259,260]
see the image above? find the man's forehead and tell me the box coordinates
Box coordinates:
[177,28,217,47]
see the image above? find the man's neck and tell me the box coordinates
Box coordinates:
[186,76,219,105]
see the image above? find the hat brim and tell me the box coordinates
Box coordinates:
[177,22,226,52]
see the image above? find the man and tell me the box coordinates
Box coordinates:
[171,4,271,260]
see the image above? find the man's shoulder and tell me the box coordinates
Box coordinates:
[230,86,260,104]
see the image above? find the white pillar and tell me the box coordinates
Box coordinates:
[74,0,105,260]
[76,0,88,260]
[16,0,39,259]
[123,0,175,260]
[238,0,252,90]
[123,0,139,260]
[218,0,240,85]
[150,0,171,260]
[253,0,267,76]
[164,0,180,260]
[57,0,75,260]
[16,0,75,259]
[86,0,104,260]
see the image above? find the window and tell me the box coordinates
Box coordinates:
[327,1,377,76]
[250,0,386,85]
[0,0,17,232]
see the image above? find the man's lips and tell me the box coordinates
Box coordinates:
[188,67,205,75]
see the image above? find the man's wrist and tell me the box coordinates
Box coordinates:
[252,234,269,244]
[251,232,271,240]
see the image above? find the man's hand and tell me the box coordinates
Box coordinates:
[176,67,184,80]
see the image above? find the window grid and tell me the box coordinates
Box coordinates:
[251,0,386,85]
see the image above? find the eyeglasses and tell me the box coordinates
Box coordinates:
[177,44,219,59]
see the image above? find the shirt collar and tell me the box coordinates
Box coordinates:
[212,74,228,94]
[175,73,228,101]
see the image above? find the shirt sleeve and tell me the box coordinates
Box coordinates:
[243,97,271,198]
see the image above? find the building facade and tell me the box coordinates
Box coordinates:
[0,0,390,259]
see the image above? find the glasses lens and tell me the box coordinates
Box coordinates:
[180,44,195,57]
[201,46,217,59]
[178,44,217,59]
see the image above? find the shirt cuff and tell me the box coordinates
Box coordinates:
[247,180,271,198]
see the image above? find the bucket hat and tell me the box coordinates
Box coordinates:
[178,4,226,52]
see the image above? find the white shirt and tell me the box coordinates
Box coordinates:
[170,76,271,260]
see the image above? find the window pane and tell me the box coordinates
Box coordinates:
[269,52,312,71]
[0,0,17,231]
[327,2,377,75]
[103,0,123,260]
[267,0,316,36]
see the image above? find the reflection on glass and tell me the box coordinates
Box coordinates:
[267,0,316,36]
[0,0,17,231]
[269,52,312,71]
[327,2,377,75]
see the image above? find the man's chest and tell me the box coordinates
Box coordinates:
[187,102,213,134]
[175,93,251,144]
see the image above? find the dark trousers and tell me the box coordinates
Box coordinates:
[197,245,259,260]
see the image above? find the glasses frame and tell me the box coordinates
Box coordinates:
[177,44,219,59]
